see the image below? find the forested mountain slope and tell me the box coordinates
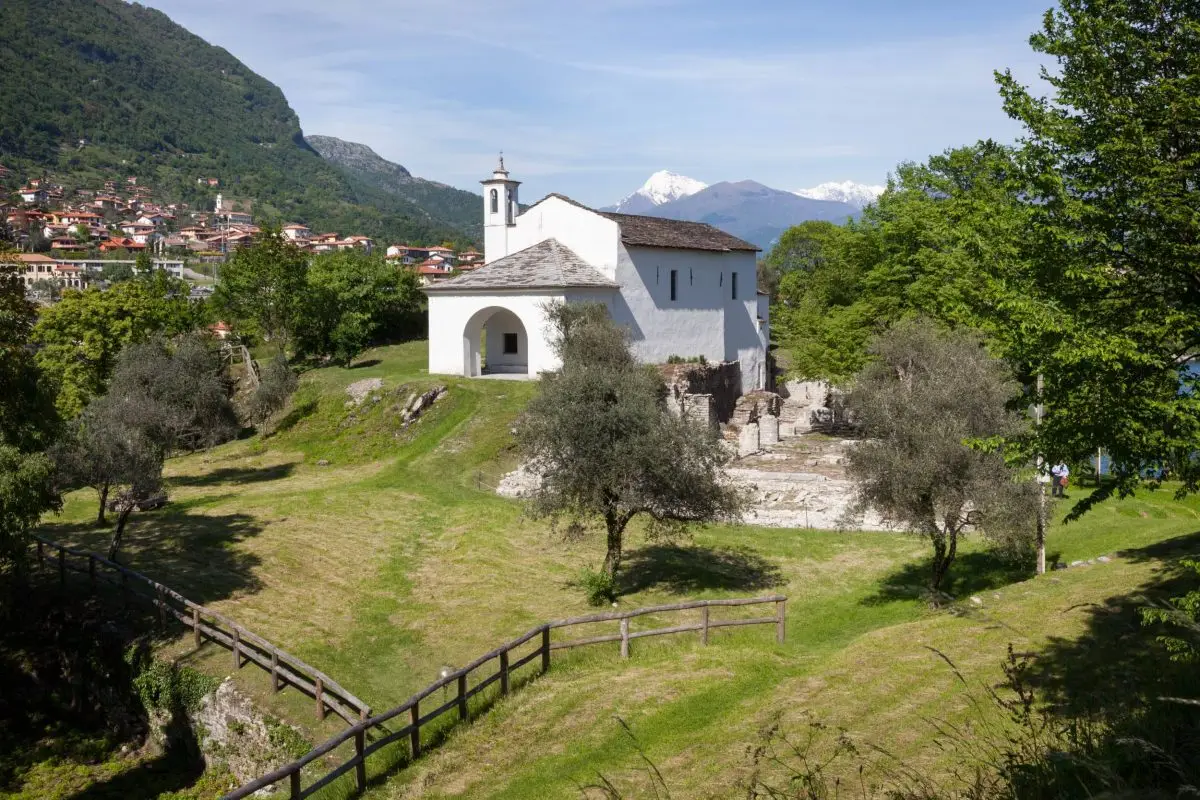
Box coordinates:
[0,0,468,245]
[306,135,482,241]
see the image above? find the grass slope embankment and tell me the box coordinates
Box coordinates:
[36,341,1200,798]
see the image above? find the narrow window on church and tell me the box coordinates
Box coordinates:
[689,269,693,285]
[490,189,498,213]
[731,271,738,300]
[670,269,678,301]
[503,332,519,354]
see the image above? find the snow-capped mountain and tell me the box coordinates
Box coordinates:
[794,181,885,210]
[611,170,708,214]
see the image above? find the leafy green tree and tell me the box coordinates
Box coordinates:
[33,277,199,417]
[134,249,152,275]
[761,220,850,300]
[996,0,1200,507]
[0,254,60,566]
[296,249,423,366]
[213,229,308,352]
[771,142,1035,384]
[72,223,89,244]
[101,261,135,283]
[516,304,746,591]
[845,320,1036,594]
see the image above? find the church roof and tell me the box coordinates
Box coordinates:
[524,193,758,253]
[423,238,618,292]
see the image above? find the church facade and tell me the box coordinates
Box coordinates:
[425,160,769,390]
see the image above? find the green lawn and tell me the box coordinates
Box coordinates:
[36,341,1200,798]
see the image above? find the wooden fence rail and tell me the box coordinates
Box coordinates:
[224,594,787,800]
[31,535,370,725]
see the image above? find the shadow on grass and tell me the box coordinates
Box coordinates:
[619,544,786,595]
[64,714,203,800]
[351,359,382,370]
[987,529,1200,796]
[39,506,266,607]
[0,580,205,800]
[168,462,296,488]
[863,549,1034,605]
[273,398,319,435]
[1026,529,1200,720]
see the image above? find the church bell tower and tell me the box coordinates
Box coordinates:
[481,154,520,264]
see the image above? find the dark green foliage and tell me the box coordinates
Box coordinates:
[995,0,1200,509]
[771,143,1029,383]
[0,256,60,566]
[33,272,201,417]
[1141,559,1200,664]
[576,567,618,607]
[517,304,746,585]
[0,0,468,246]
[248,355,298,431]
[54,336,237,559]
[296,249,424,366]
[845,321,1036,594]
[212,230,308,350]
[101,261,135,283]
[127,654,219,715]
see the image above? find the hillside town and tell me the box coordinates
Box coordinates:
[2,170,481,295]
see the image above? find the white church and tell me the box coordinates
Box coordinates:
[425,159,770,391]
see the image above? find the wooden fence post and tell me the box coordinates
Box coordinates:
[775,599,786,645]
[88,555,96,590]
[314,677,325,721]
[36,540,44,570]
[701,606,710,645]
[457,673,468,721]
[270,650,280,693]
[541,627,551,673]
[354,729,366,790]
[410,702,420,758]
[192,607,201,649]
[289,769,301,800]
[231,629,241,670]
[58,547,65,586]
[619,617,630,659]
[499,650,510,695]
[156,586,166,629]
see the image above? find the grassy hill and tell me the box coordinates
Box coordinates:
[0,0,469,246]
[32,342,1200,798]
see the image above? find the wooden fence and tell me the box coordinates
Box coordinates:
[224,594,787,800]
[31,534,370,725]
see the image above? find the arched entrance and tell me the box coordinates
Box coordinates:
[462,306,529,376]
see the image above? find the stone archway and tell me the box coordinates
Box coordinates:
[462,306,530,376]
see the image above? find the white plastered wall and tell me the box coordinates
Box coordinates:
[506,197,619,279]
[427,290,567,377]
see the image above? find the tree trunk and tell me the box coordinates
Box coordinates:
[108,505,134,562]
[95,484,109,527]
[932,523,960,593]
[601,512,626,580]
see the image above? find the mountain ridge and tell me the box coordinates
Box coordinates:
[305,135,482,240]
[0,0,472,246]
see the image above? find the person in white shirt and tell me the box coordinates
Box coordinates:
[1051,462,1069,497]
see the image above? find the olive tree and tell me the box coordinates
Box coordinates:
[845,320,1036,594]
[516,304,746,592]
[53,336,237,560]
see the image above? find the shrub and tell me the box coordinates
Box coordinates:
[577,567,617,607]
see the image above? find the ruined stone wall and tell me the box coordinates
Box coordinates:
[658,360,742,424]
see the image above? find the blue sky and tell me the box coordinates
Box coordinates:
[141,0,1053,207]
